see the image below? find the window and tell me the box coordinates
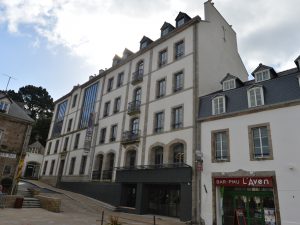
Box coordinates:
[177,18,185,27]
[99,128,106,144]
[54,140,59,153]
[3,165,11,175]
[154,147,164,165]
[114,97,121,113]
[156,78,166,98]
[175,40,184,59]
[133,88,142,103]
[42,161,48,175]
[0,101,9,113]
[154,111,164,133]
[172,106,183,129]
[131,118,139,134]
[49,160,55,175]
[67,118,73,132]
[117,72,124,87]
[249,124,273,160]
[74,133,80,149]
[298,76,300,87]
[255,70,270,82]
[172,143,184,163]
[223,79,236,91]
[107,77,114,92]
[248,87,264,108]
[159,49,168,67]
[126,150,136,168]
[47,142,52,155]
[52,100,68,137]
[161,28,169,36]
[69,157,76,175]
[79,83,98,129]
[72,94,78,108]
[79,155,87,175]
[212,96,225,115]
[0,129,3,143]
[137,61,144,76]
[141,41,147,49]
[212,130,229,162]
[103,101,110,117]
[110,124,117,142]
[63,137,69,151]
[174,71,184,92]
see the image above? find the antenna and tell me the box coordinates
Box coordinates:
[1,74,16,91]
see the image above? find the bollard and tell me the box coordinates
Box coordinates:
[153,215,156,225]
[101,210,104,225]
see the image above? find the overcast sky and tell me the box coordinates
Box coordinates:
[0,0,300,100]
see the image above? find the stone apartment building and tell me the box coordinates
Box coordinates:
[199,56,300,225]
[40,1,248,222]
[0,93,34,193]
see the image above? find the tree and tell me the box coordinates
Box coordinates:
[3,90,24,103]
[18,85,54,119]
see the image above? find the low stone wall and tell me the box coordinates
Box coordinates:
[39,176,58,187]
[1,195,23,208]
[35,195,61,213]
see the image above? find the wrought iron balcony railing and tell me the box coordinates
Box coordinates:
[131,69,144,85]
[127,100,141,115]
[121,130,141,144]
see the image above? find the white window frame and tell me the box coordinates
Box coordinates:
[255,70,270,82]
[223,79,236,91]
[214,131,228,161]
[247,86,264,108]
[212,96,225,115]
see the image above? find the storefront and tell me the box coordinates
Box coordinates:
[213,176,279,225]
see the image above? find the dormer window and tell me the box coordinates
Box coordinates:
[223,79,236,91]
[212,96,225,115]
[177,18,185,27]
[141,41,147,49]
[255,70,270,82]
[0,101,9,113]
[162,28,169,37]
[247,86,264,108]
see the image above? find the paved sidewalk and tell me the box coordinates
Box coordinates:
[16,179,187,225]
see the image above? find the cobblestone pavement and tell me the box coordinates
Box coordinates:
[0,180,187,225]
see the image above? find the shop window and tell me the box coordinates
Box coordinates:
[248,123,273,160]
[211,129,230,162]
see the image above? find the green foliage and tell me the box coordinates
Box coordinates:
[107,216,122,225]
[30,117,52,146]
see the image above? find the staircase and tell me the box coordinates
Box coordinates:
[22,197,41,208]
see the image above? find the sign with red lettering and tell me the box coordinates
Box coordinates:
[214,177,273,188]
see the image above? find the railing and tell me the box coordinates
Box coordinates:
[175,51,184,59]
[116,163,190,171]
[131,70,143,84]
[92,170,101,180]
[172,122,183,129]
[127,100,141,115]
[102,170,113,181]
[121,130,141,144]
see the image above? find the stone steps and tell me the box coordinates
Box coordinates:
[22,197,41,208]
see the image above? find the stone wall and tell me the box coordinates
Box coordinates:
[1,195,23,208]
[35,195,61,213]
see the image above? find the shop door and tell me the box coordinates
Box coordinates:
[223,188,275,225]
[148,184,180,218]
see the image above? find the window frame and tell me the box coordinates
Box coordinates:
[247,86,264,108]
[110,124,118,142]
[67,118,73,132]
[107,77,114,92]
[223,79,236,91]
[113,97,121,113]
[156,78,166,98]
[0,129,3,144]
[72,94,78,108]
[42,161,48,175]
[47,142,52,155]
[173,71,184,92]
[177,18,185,27]
[154,111,165,134]
[63,137,69,151]
[99,127,107,144]
[171,105,184,129]
[54,140,59,153]
[158,48,168,67]
[174,40,184,59]
[69,157,76,175]
[212,96,226,115]
[255,70,270,82]
[211,129,230,163]
[248,123,273,161]
[79,155,87,175]
[74,133,80,149]
[49,160,55,175]
[117,72,124,87]
[103,101,111,117]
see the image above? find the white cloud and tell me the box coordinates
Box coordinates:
[0,0,299,75]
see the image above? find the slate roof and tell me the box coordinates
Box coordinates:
[0,93,34,123]
[199,67,300,119]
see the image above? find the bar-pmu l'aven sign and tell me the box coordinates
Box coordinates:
[214,177,273,188]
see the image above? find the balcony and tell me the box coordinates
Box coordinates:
[127,100,141,115]
[131,69,143,85]
[121,130,141,145]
